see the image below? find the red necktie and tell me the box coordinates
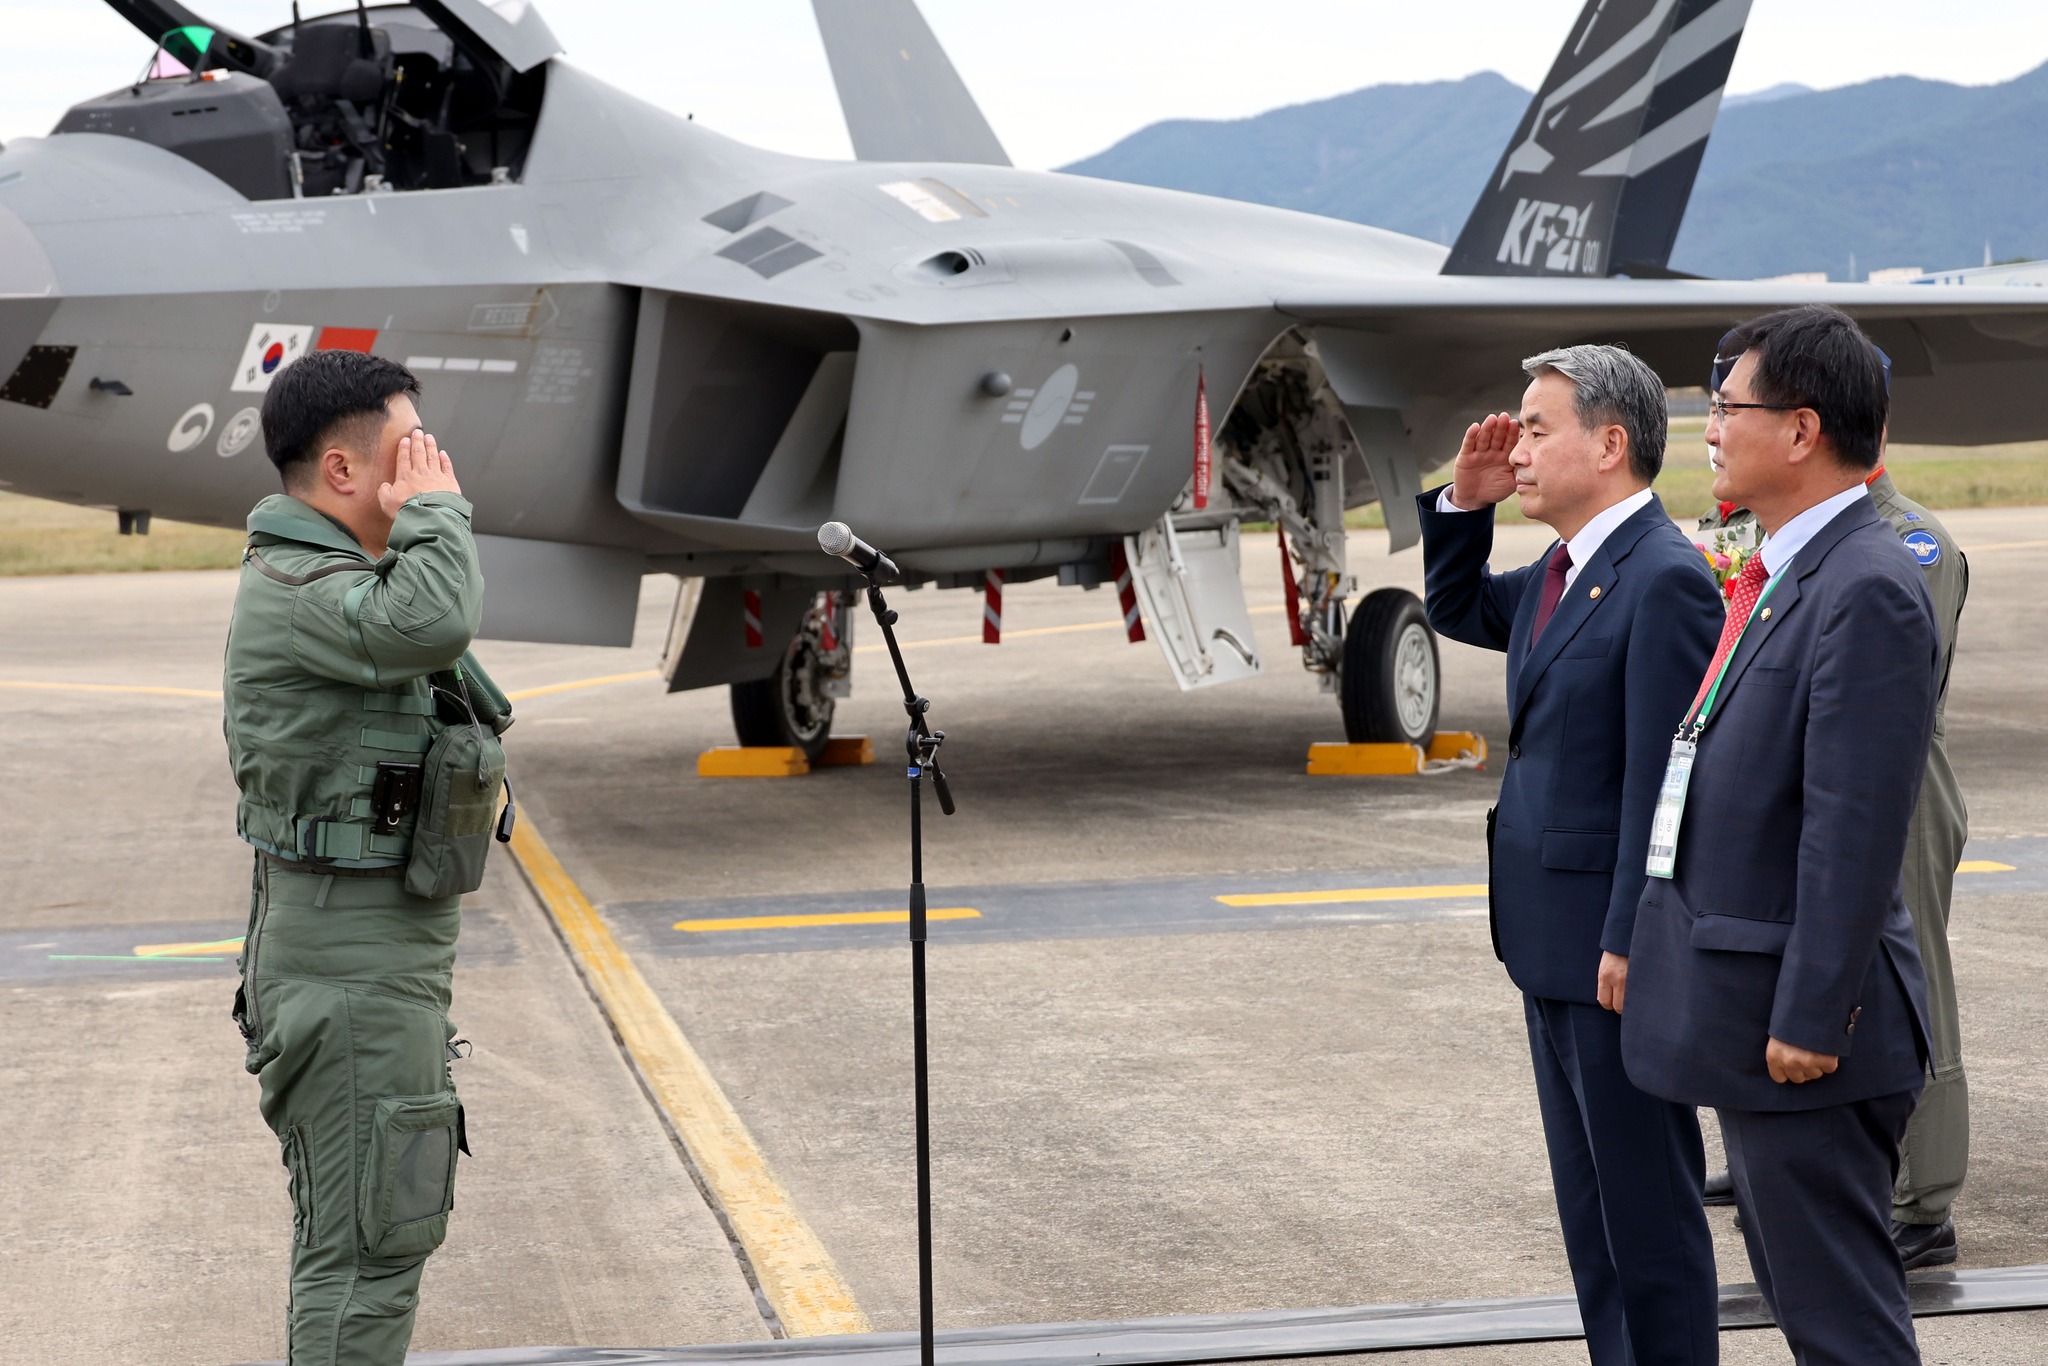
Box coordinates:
[1530,543,1572,643]
[1689,557,1772,718]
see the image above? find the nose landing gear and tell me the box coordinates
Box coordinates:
[1340,588,1440,746]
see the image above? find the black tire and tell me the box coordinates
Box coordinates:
[1340,587,1440,745]
[730,629,835,762]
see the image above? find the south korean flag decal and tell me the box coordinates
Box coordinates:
[1902,529,1942,567]
[232,323,314,393]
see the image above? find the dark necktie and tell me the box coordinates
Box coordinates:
[1530,543,1573,643]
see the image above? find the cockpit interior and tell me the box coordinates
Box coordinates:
[53,1,550,201]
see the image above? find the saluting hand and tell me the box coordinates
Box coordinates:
[379,429,463,520]
[1450,412,1521,509]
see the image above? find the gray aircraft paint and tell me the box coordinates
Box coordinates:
[4,1,2048,664]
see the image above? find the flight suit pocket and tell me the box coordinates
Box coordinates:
[1539,827,1619,872]
[283,1124,316,1248]
[360,1091,460,1258]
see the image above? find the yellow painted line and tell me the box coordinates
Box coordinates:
[1217,883,1490,908]
[506,670,660,702]
[134,937,245,958]
[505,817,869,1336]
[1958,860,2016,873]
[1964,540,2048,553]
[0,680,221,700]
[676,908,981,934]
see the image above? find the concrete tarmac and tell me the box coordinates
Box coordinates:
[3,509,2047,1363]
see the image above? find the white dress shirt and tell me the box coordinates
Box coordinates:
[1437,485,1655,590]
[1757,483,1870,580]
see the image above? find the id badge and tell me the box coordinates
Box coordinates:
[1645,738,1697,880]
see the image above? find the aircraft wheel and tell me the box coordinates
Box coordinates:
[1340,588,1440,745]
[730,623,835,762]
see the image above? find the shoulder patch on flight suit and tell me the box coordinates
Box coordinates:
[1901,529,1942,567]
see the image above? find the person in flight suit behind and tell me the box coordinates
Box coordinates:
[226,349,511,1365]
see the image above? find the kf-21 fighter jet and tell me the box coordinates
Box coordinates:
[3,0,2046,755]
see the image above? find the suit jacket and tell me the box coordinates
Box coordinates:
[1622,494,1936,1111]
[1417,488,1723,1004]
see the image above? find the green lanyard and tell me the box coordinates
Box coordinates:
[1685,572,1781,737]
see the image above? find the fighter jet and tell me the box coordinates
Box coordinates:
[4,0,2046,756]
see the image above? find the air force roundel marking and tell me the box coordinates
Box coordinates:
[217,406,262,458]
[1902,529,1942,567]
[167,402,215,453]
[1019,364,1080,450]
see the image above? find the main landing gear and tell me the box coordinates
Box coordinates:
[729,594,851,762]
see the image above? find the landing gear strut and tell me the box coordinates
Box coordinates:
[729,594,851,760]
[1341,588,1439,745]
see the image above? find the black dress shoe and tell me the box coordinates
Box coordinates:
[1893,1218,1958,1269]
[1702,1169,1737,1206]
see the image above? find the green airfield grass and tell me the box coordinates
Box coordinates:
[3,427,2045,573]
[0,493,247,575]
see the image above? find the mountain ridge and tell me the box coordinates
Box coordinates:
[1059,63,2048,280]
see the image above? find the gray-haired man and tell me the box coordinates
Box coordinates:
[1416,346,1726,1364]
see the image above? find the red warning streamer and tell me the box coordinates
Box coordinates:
[982,569,1004,644]
[1277,526,1307,647]
[742,589,764,649]
[1110,543,1146,643]
[1192,366,1212,510]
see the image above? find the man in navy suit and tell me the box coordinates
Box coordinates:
[1417,345,1725,1365]
[1623,305,1937,1366]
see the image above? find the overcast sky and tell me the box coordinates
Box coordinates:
[7,1,2048,168]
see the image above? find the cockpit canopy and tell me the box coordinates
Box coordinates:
[53,2,556,201]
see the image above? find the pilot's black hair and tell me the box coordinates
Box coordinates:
[260,350,420,490]
[1717,304,1889,471]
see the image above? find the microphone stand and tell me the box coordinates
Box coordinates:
[859,571,954,1366]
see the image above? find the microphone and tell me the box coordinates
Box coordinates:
[818,521,901,582]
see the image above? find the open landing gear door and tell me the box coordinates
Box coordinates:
[1124,516,1262,692]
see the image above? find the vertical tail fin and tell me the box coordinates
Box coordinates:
[811,0,1010,166]
[1442,0,1753,277]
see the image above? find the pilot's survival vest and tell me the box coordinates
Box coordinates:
[223,493,505,870]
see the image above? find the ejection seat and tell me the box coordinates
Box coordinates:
[270,22,393,196]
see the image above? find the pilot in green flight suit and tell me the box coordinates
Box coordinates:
[226,349,509,1364]
[1696,458,1970,1268]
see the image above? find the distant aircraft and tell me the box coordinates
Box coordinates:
[4,0,2046,756]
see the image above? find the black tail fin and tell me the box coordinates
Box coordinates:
[1442,0,1753,278]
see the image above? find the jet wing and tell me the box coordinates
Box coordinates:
[811,0,1010,165]
[410,0,562,75]
[1283,279,2048,446]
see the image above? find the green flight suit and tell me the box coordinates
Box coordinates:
[225,490,496,1365]
[1867,472,1971,1225]
[1699,476,1970,1223]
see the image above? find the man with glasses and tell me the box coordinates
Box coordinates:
[1623,305,1937,1365]
[1694,354,1972,1272]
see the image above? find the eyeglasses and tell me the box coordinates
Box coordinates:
[1708,399,1802,421]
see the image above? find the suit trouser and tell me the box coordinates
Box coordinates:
[1720,1089,1922,1366]
[235,857,465,1366]
[1525,996,1719,1366]
[1895,759,1969,1224]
